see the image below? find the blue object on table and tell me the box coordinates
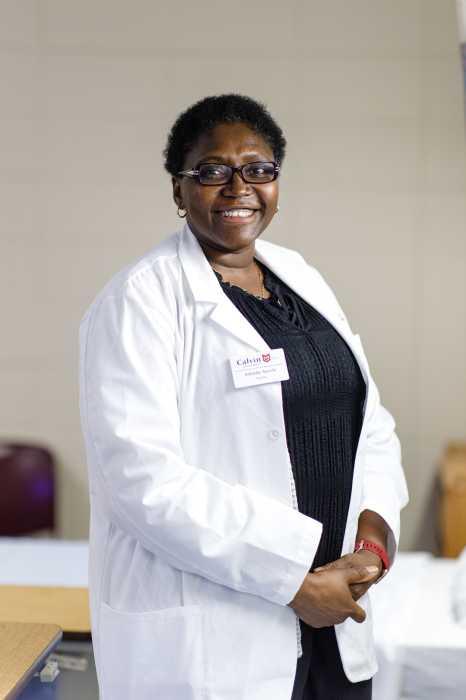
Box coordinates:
[17,641,98,700]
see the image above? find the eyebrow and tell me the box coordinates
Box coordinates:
[196,152,267,164]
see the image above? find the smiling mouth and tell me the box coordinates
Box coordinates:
[215,208,258,220]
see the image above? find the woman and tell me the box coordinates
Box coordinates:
[79,94,409,700]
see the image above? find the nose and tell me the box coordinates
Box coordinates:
[223,170,252,196]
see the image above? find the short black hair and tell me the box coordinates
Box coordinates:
[163,93,287,177]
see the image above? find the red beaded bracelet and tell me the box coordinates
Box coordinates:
[354,539,390,583]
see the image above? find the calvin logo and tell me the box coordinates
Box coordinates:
[262,353,271,363]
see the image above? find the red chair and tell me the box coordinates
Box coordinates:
[0,443,55,535]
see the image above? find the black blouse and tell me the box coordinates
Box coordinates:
[213,260,366,570]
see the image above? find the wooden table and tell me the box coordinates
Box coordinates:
[0,587,90,635]
[0,621,62,699]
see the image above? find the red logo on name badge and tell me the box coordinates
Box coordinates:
[262,353,271,362]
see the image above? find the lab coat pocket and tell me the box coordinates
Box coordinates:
[98,602,206,700]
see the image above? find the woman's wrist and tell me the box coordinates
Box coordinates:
[356,509,389,552]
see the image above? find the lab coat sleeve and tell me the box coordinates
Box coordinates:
[358,371,409,565]
[79,278,323,608]
[304,261,409,566]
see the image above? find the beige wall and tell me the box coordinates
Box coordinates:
[1,0,465,550]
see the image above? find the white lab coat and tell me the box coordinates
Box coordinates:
[79,223,409,700]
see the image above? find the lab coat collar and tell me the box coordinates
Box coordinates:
[178,223,226,305]
[178,223,349,352]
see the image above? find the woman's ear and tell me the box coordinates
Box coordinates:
[172,176,182,208]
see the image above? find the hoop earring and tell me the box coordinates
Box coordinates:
[177,206,187,218]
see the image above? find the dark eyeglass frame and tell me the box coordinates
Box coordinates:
[177,161,280,185]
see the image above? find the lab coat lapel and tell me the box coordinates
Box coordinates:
[178,224,362,369]
[178,224,270,352]
[254,239,351,341]
[254,238,371,391]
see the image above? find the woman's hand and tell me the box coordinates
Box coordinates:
[314,550,383,601]
[288,564,379,627]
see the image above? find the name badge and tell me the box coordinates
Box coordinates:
[229,348,289,389]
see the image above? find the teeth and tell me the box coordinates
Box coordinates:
[221,209,255,218]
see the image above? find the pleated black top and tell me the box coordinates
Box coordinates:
[214,260,366,570]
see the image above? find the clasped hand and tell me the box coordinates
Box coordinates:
[288,551,382,628]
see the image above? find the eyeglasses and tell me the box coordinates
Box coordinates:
[177,161,280,186]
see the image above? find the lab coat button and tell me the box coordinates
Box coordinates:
[268,429,280,440]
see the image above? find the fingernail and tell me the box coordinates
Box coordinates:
[366,566,379,574]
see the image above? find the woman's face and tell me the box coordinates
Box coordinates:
[172,122,279,254]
